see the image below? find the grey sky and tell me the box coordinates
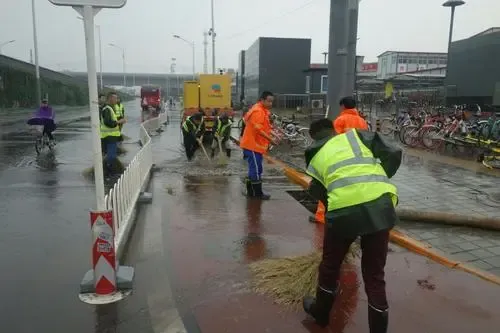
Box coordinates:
[1,0,499,74]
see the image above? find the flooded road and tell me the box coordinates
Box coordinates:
[0,100,148,333]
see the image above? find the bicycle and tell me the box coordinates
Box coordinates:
[30,125,54,155]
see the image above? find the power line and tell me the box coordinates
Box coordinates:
[222,0,318,41]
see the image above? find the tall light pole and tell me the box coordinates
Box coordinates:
[203,31,209,74]
[31,0,42,105]
[109,43,126,86]
[0,40,15,55]
[208,0,216,74]
[173,35,195,80]
[78,17,103,90]
[443,0,465,60]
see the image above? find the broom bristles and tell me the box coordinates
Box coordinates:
[249,244,360,308]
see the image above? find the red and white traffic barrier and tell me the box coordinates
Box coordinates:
[90,210,117,295]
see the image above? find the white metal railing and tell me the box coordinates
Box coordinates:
[105,112,166,259]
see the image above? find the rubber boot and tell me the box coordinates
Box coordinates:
[251,181,271,200]
[245,178,255,197]
[226,148,231,158]
[210,149,216,159]
[368,304,388,333]
[302,286,336,328]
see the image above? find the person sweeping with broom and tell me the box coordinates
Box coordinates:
[309,96,368,224]
[302,118,401,332]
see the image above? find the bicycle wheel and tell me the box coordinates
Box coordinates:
[399,123,412,143]
[421,125,442,150]
[35,137,42,155]
[402,125,419,147]
[379,118,395,136]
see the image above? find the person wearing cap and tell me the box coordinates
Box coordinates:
[100,91,126,174]
[211,113,233,159]
[182,112,205,161]
[302,118,401,332]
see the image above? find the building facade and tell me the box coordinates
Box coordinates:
[445,28,500,106]
[244,37,311,103]
[303,57,377,94]
[377,51,447,80]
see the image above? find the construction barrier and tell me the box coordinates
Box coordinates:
[90,210,116,295]
[262,154,500,286]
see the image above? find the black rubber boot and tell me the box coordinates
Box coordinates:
[245,178,255,197]
[226,149,231,158]
[251,181,270,200]
[368,304,388,333]
[302,286,336,328]
[210,149,216,159]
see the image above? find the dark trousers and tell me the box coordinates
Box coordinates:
[319,227,390,310]
[183,132,198,160]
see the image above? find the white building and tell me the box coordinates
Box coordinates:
[377,51,448,79]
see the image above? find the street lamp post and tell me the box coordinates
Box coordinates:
[173,35,195,80]
[443,0,465,59]
[78,17,103,90]
[209,0,216,74]
[31,0,42,105]
[0,40,15,55]
[109,43,126,86]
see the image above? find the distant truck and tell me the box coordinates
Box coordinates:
[140,84,162,112]
[182,74,235,139]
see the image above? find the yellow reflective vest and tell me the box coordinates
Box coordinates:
[215,118,232,138]
[306,129,398,211]
[114,103,124,119]
[100,105,121,139]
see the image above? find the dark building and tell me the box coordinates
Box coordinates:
[237,50,245,102]
[445,28,500,107]
[244,37,311,103]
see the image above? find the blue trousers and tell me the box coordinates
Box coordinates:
[243,149,263,181]
[105,141,117,164]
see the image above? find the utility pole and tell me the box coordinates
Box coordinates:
[31,0,42,105]
[209,0,216,74]
[345,0,359,97]
[203,31,209,74]
[326,0,348,120]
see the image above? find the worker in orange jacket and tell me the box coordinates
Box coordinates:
[309,96,368,224]
[240,91,280,200]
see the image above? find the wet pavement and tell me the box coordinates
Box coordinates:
[0,99,152,333]
[3,104,499,332]
[130,112,500,332]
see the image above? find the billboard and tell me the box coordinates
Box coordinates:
[199,74,231,109]
[360,62,378,72]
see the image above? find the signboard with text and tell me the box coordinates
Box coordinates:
[48,0,126,8]
[360,63,378,72]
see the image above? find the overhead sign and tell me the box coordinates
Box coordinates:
[48,0,126,8]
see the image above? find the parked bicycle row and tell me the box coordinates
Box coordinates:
[377,108,500,169]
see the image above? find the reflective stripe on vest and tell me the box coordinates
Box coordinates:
[216,119,232,136]
[307,129,398,211]
[100,105,121,138]
[182,116,203,133]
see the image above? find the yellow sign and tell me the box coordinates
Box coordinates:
[183,81,199,109]
[384,82,394,98]
[199,74,231,109]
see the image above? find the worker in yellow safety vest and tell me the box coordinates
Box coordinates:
[114,96,125,137]
[210,114,233,159]
[181,112,205,161]
[302,118,401,332]
[101,92,127,174]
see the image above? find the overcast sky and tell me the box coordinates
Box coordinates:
[1,0,499,74]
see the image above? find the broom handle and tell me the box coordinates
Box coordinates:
[196,138,211,160]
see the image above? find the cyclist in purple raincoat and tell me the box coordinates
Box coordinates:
[27,99,56,141]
